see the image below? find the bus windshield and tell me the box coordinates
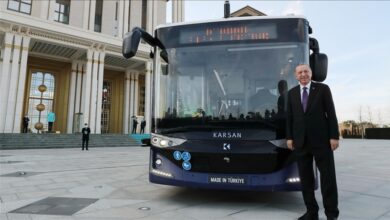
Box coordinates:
[153,20,309,137]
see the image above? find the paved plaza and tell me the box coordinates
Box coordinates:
[1,139,390,220]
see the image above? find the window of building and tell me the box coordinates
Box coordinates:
[141,0,147,30]
[94,0,103,32]
[7,0,32,15]
[54,0,70,24]
[27,71,55,133]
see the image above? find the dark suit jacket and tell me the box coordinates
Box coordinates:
[286,82,339,149]
[82,127,91,140]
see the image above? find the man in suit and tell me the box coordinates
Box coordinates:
[140,119,146,134]
[81,123,91,150]
[286,64,339,220]
[23,115,30,133]
[132,116,138,134]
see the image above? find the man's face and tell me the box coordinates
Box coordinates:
[295,64,312,86]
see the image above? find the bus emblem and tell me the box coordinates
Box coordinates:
[223,143,231,150]
[213,132,242,139]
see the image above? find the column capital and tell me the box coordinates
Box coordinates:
[4,32,15,44]
[86,49,94,60]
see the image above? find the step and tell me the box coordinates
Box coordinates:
[0,133,142,149]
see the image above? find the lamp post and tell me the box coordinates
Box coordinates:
[34,84,47,133]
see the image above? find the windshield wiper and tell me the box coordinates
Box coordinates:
[159,125,225,134]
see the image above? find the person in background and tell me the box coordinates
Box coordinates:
[132,116,138,134]
[81,123,91,150]
[286,64,339,220]
[23,115,30,133]
[47,111,56,132]
[140,119,146,134]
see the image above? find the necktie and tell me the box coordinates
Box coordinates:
[302,87,308,112]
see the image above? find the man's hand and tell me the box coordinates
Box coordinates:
[287,139,294,150]
[330,139,339,151]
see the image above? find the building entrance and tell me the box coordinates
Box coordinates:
[26,71,55,133]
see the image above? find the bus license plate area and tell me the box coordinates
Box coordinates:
[208,176,247,185]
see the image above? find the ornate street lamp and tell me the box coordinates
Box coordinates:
[35,84,47,133]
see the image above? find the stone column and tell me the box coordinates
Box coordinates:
[123,69,131,134]
[4,35,22,133]
[172,0,185,23]
[13,36,31,133]
[133,72,139,118]
[146,0,153,33]
[89,51,99,133]
[83,50,94,126]
[123,0,130,37]
[82,0,90,29]
[89,0,96,31]
[75,62,83,116]
[74,62,84,132]
[117,0,124,37]
[144,62,152,133]
[0,32,14,133]
[48,0,56,21]
[129,72,135,132]
[95,51,105,134]
[67,61,78,133]
[40,0,50,19]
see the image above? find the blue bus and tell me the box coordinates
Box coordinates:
[123,14,327,191]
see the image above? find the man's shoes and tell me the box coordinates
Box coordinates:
[298,212,319,220]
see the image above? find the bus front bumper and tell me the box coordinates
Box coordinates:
[150,151,306,191]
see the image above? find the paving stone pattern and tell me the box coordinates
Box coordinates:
[1,139,390,220]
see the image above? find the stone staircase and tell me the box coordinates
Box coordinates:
[0,133,141,150]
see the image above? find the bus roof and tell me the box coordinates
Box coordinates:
[156,15,308,30]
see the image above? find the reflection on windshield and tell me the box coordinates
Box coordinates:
[154,42,308,136]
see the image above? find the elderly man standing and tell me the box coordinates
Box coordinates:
[286,64,340,220]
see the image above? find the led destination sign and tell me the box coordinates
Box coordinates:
[157,19,307,48]
[179,23,277,44]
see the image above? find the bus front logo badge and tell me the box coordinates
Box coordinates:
[223,143,231,150]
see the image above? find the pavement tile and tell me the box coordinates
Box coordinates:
[1,140,389,220]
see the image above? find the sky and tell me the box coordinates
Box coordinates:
[167,0,390,126]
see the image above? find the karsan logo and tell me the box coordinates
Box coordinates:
[223,143,231,150]
[213,132,242,139]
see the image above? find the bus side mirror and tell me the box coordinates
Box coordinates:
[310,53,328,82]
[123,30,142,59]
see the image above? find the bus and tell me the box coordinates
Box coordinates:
[123,14,328,191]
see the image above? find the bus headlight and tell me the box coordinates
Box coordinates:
[151,134,186,148]
[160,139,171,147]
[151,169,173,178]
[155,158,162,166]
[286,177,300,183]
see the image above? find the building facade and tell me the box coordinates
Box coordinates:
[0,0,185,134]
